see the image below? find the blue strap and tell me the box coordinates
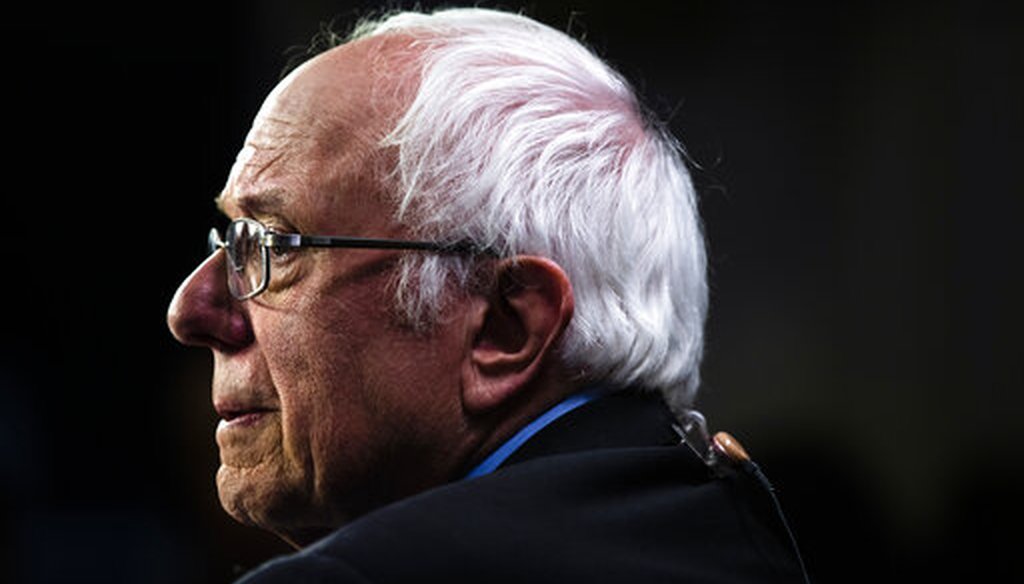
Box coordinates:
[463,390,601,480]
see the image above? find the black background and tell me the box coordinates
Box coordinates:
[2,1,1021,582]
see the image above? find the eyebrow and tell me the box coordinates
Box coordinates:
[214,189,288,217]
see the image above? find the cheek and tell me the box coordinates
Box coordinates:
[356,326,467,449]
[246,269,457,503]
[257,302,378,465]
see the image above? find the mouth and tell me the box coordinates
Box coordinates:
[215,405,277,426]
[213,401,279,462]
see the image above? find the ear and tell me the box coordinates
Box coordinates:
[461,256,575,415]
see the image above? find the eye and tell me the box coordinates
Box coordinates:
[268,239,297,264]
[261,226,298,264]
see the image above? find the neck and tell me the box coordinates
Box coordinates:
[456,368,580,478]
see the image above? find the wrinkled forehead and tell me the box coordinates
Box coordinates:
[222,34,419,217]
[255,35,413,157]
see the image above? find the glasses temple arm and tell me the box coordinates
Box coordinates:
[265,233,486,255]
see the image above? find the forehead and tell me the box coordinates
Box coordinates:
[217,35,414,224]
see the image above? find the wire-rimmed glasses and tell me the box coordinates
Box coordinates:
[208,218,481,300]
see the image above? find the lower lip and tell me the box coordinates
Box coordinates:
[215,410,277,464]
[217,411,274,432]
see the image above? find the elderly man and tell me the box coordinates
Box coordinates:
[168,7,807,583]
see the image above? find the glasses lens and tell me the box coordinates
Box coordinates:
[224,219,267,299]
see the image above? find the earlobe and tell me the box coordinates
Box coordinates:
[461,256,574,414]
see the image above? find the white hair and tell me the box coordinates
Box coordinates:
[351,8,708,410]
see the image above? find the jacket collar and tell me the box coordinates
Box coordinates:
[500,389,681,470]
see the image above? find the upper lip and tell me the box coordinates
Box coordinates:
[214,401,277,421]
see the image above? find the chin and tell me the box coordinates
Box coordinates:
[216,465,336,547]
[216,465,271,527]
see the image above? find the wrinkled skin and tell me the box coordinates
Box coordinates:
[166,36,483,547]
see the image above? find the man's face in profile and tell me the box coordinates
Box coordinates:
[168,37,472,547]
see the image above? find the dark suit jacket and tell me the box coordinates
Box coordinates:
[236,391,808,583]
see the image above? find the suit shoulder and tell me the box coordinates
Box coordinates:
[285,446,806,583]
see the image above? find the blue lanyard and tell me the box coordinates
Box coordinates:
[463,390,601,479]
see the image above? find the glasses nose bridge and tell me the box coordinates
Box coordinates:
[207,226,243,273]
[208,227,226,255]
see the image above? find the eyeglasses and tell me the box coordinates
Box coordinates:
[208,218,482,300]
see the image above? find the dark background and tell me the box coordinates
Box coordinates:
[2,1,1021,582]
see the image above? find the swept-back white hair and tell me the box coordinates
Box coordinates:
[351,8,707,410]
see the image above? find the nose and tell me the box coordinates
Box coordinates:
[167,251,253,351]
